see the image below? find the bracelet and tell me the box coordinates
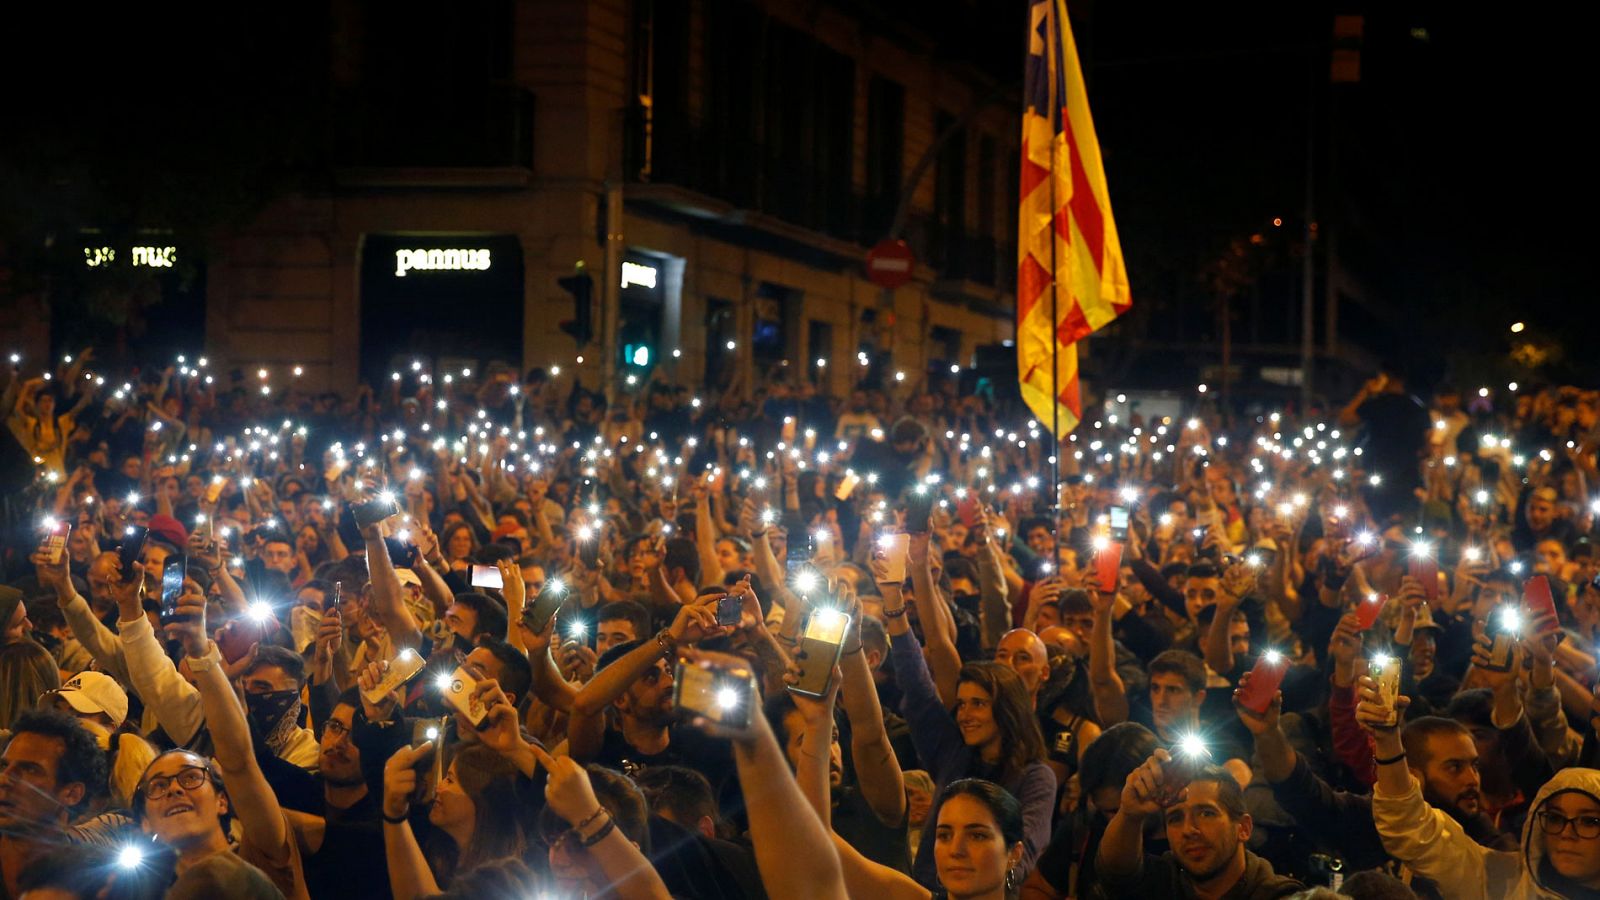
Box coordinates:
[574,806,607,831]
[579,816,616,847]
[654,629,677,659]
[1374,751,1406,767]
[883,606,908,619]
[382,811,409,824]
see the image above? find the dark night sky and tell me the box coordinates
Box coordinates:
[1012,2,1592,378]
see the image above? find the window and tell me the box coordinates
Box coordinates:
[933,113,968,279]
[865,75,905,238]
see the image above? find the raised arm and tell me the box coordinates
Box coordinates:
[568,598,727,760]
[907,532,962,708]
[1096,750,1167,884]
[974,521,1011,650]
[534,744,672,899]
[837,603,905,827]
[363,514,423,650]
[1087,583,1129,726]
[704,656,853,900]
[173,587,289,864]
[693,484,727,587]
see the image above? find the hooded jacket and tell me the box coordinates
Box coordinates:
[1373,765,1600,899]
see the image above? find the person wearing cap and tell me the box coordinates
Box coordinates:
[49,671,158,811]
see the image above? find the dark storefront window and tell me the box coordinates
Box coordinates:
[358,235,524,385]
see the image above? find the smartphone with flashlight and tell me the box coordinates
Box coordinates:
[876,533,909,584]
[674,658,757,732]
[470,565,504,590]
[440,665,488,727]
[789,607,851,697]
[118,525,149,575]
[1108,506,1130,543]
[1355,592,1389,630]
[40,521,70,565]
[1237,649,1288,714]
[1160,739,1212,805]
[905,488,934,533]
[1092,539,1122,593]
[1408,552,1439,601]
[363,648,426,705]
[352,495,400,530]
[159,556,188,625]
[521,581,568,634]
[1370,655,1403,726]
[1524,575,1560,631]
[1483,606,1522,672]
[411,717,445,750]
[203,477,226,505]
[834,472,861,501]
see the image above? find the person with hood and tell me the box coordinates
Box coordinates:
[1358,674,1600,898]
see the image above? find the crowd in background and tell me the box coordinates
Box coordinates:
[1,345,1599,900]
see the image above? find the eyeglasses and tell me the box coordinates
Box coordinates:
[143,765,210,800]
[1538,811,1600,839]
[323,718,352,741]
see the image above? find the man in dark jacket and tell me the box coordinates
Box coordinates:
[1093,753,1302,899]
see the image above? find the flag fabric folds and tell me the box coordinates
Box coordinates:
[1017,0,1132,439]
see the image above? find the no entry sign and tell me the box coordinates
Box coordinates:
[866,239,915,289]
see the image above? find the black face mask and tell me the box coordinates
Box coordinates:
[247,689,302,743]
[952,591,982,612]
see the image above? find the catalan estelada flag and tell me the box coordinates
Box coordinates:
[1017,0,1131,438]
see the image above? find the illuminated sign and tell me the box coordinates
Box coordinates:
[620,260,658,289]
[394,248,492,277]
[84,246,176,268]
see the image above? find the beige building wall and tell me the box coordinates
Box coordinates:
[203,0,1015,395]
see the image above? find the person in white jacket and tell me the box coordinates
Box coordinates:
[1357,673,1600,899]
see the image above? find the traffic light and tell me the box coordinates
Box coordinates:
[557,263,594,346]
[618,320,656,377]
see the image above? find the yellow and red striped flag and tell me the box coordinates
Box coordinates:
[1017,0,1131,439]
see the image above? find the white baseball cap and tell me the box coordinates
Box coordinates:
[395,568,422,588]
[55,671,129,730]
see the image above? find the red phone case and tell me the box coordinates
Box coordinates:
[1355,593,1389,630]
[1409,557,1439,600]
[1094,541,1123,593]
[1524,575,1559,629]
[1237,653,1289,714]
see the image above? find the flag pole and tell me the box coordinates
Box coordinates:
[1048,1,1062,572]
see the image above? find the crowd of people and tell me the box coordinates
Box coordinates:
[0,345,1598,899]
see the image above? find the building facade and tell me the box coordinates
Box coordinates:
[205,0,1019,396]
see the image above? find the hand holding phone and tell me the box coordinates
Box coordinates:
[1355,592,1389,630]
[875,534,909,585]
[159,556,190,625]
[789,606,850,697]
[363,649,426,706]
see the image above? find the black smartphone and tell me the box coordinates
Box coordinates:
[118,525,149,574]
[159,556,188,624]
[577,534,600,569]
[1109,505,1130,543]
[522,581,568,634]
[905,486,934,533]
[330,581,343,611]
[788,607,851,697]
[714,593,742,627]
[351,495,400,530]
